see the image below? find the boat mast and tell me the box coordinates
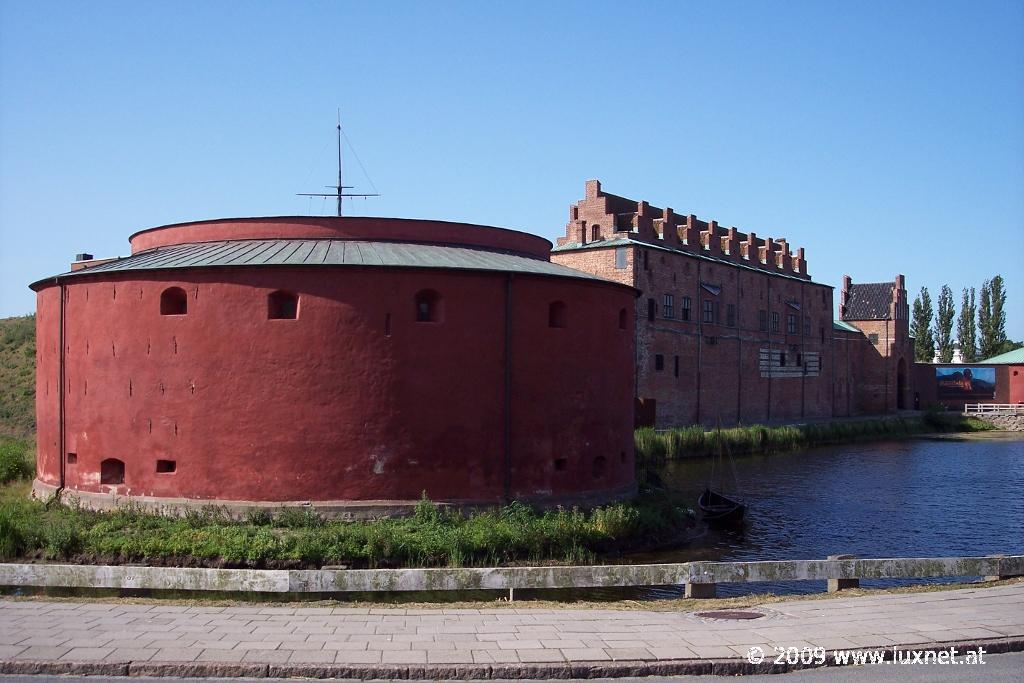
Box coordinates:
[298,110,378,217]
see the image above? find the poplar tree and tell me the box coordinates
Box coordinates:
[978,280,992,359]
[935,285,955,363]
[957,287,977,363]
[911,287,935,363]
[988,275,1008,355]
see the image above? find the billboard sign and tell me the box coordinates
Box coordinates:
[935,366,996,401]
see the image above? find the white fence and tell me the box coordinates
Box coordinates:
[963,403,1024,416]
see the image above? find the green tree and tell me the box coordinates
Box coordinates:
[935,285,955,363]
[910,287,935,363]
[978,279,993,359]
[957,287,977,363]
[987,275,1008,357]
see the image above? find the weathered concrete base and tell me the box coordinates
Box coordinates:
[684,582,716,599]
[827,554,859,592]
[2,554,1021,594]
[1,637,1021,679]
[31,479,637,521]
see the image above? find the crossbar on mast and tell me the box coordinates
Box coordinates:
[297,112,379,216]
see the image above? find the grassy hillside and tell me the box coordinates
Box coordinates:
[0,315,35,439]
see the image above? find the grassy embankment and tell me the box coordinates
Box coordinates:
[0,451,691,568]
[0,315,35,441]
[635,412,993,463]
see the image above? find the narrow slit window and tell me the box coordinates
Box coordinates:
[268,290,299,319]
[159,287,187,315]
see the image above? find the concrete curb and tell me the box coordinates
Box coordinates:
[1,637,1021,679]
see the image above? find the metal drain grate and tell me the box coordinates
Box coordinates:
[695,610,764,620]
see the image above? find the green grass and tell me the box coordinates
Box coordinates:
[635,412,993,463]
[0,485,695,569]
[0,315,36,440]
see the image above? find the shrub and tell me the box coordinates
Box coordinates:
[0,439,33,484]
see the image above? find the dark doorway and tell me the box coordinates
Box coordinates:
[897,358,907,410]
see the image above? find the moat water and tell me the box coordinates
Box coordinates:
[616,431,1024,598]
[6,433,1022,602]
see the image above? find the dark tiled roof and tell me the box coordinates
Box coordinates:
[843,282,893,320]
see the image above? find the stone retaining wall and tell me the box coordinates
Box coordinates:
[978,415,1024,431]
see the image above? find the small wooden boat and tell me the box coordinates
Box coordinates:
[698,488,746,525]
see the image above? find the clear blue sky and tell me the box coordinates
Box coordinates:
[2,1,1022,338]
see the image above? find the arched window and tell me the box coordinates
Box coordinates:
[591,224,601,241]
[415,289,442,323]
[100,458,125,485]
[619,308,628,330]
[268,290,299,319]
[548,301,567,328]
[160,287,188,315]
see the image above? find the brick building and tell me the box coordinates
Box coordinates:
[835,275,913,413]
[551,180,911,427]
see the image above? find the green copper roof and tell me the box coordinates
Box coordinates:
[979,347,1024,364]
[833,320,861,333]
[32,239,634,291]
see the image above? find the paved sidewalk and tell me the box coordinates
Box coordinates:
[0,583,1021,678]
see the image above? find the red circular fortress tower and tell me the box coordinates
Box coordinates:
[31,216,636,517]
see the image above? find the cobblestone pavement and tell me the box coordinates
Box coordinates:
[0,583,1020,677]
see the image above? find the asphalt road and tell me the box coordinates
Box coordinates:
[1,651,1022,682]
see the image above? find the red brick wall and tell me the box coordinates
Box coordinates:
[553,243,836,428]
[35,260,635,507]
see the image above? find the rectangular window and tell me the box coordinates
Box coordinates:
[726,303,736,327]
[771,311,780,332]
[804,316,811,336]
[647,298,655,322]
[682,296,691,321]
[787,313,797,335]
[663,294,674,319]
[869,333,879,345]
[655,354,664,371]
[615,247,628,269]
[780,351,787,366]
[703,300,714,323]
[759,309,767,331]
